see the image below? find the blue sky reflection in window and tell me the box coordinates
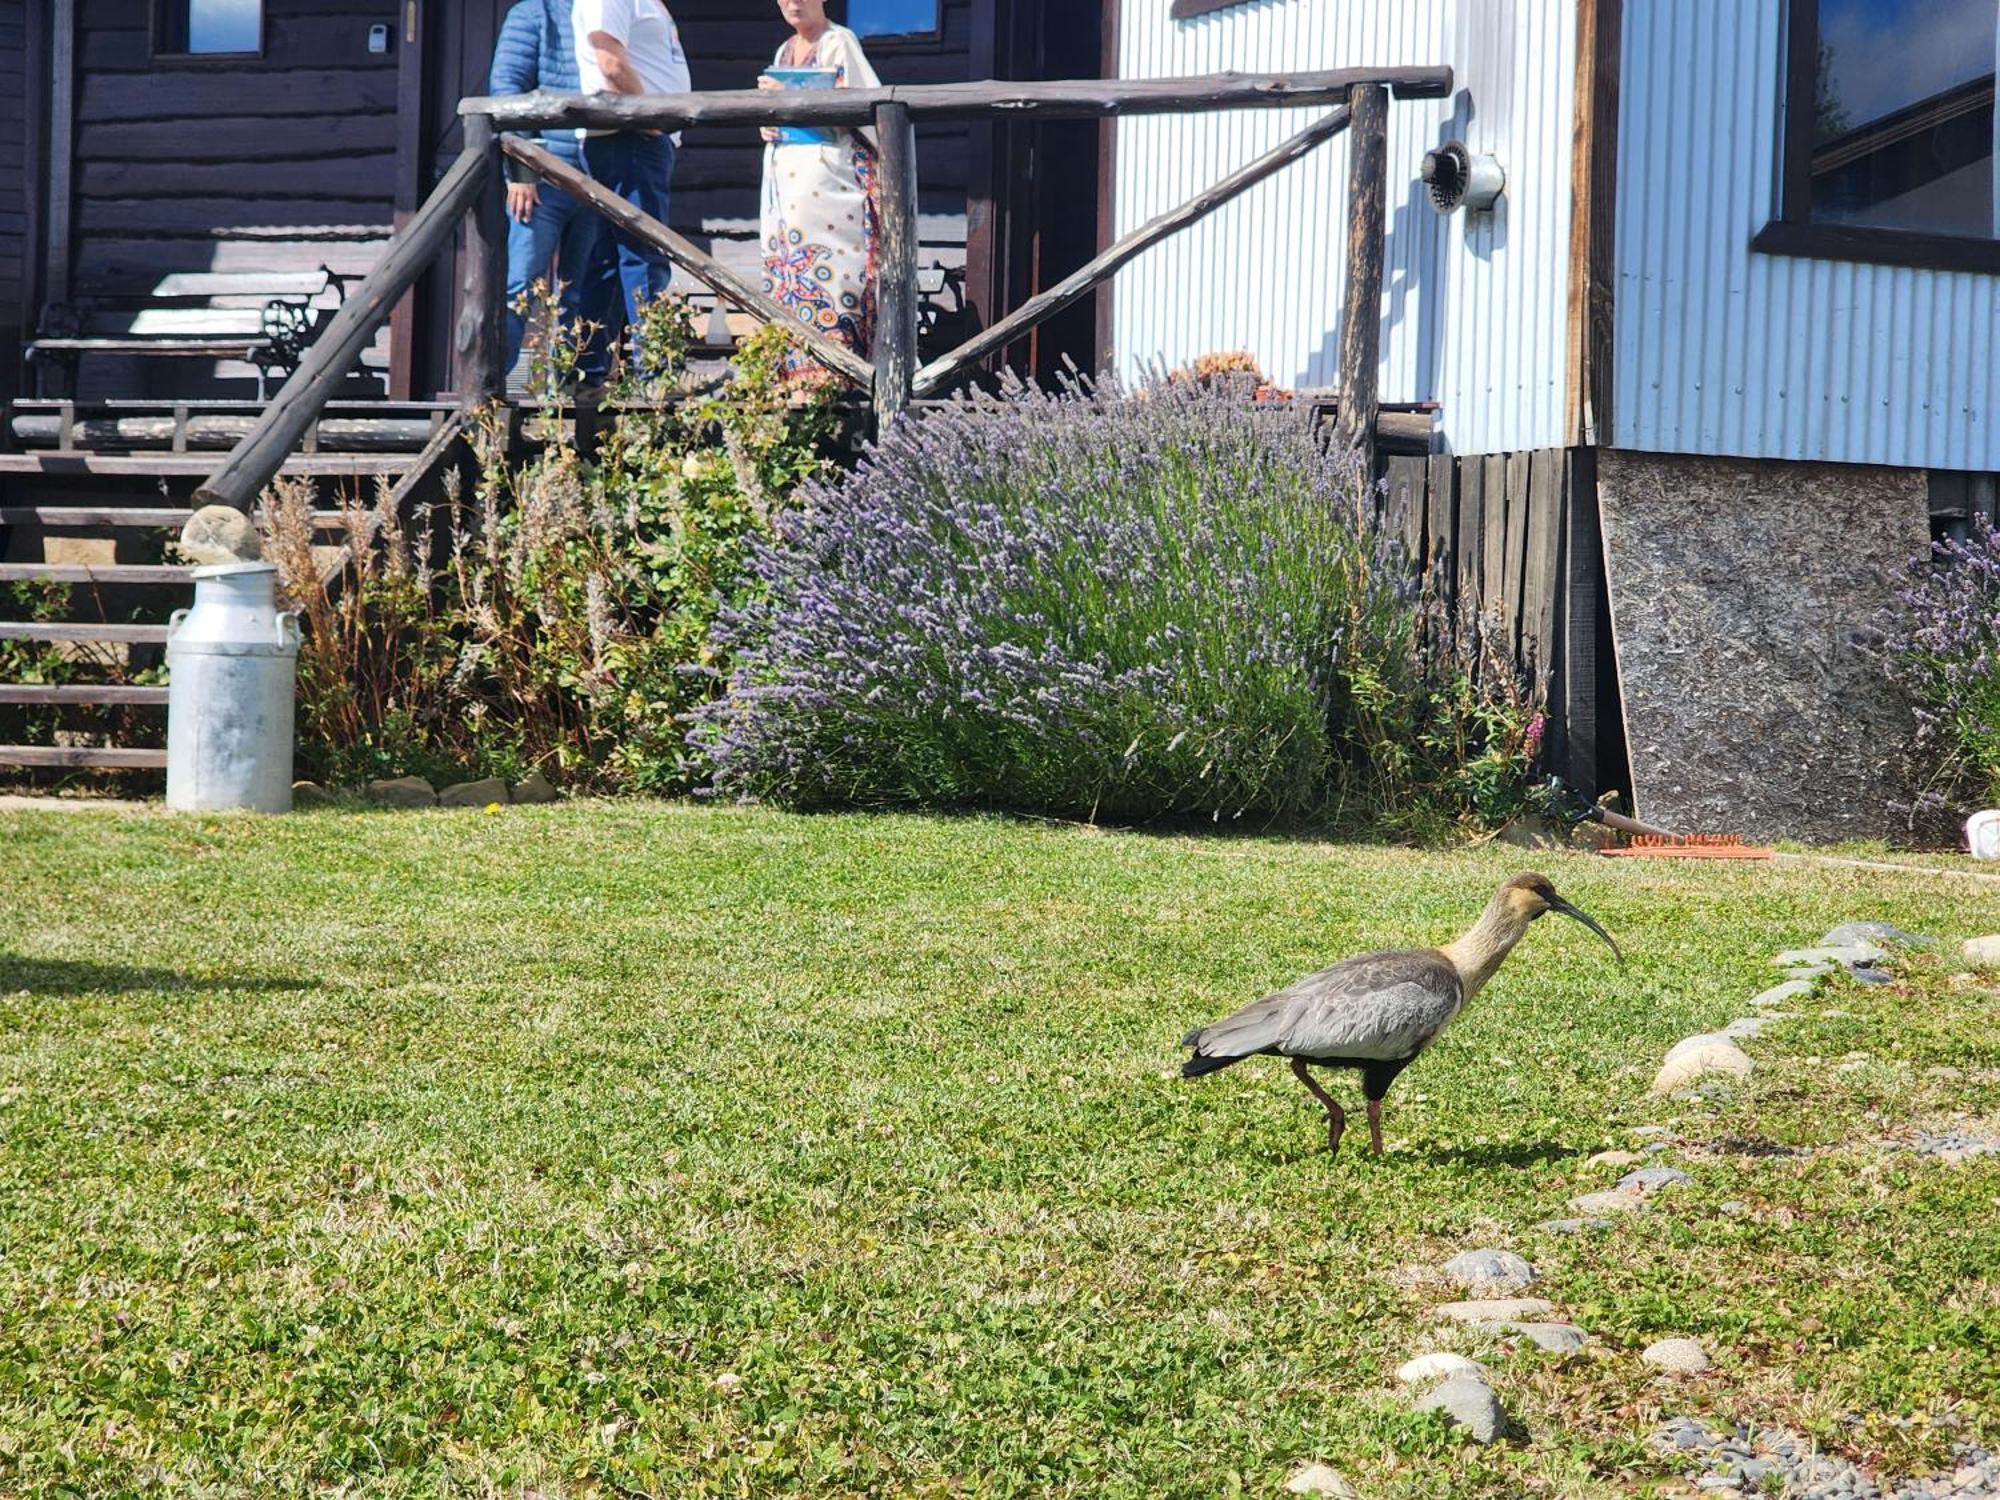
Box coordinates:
[848,0,940,38]
[161,0,263,54]
[1810,0,1996,236]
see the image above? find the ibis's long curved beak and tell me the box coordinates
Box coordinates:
[1551,897,1624,963]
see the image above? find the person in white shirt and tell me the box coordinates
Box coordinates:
[572,0,689,353]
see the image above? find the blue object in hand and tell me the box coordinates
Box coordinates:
[764,67,839,146]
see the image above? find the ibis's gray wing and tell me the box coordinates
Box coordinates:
[1271,949,1465,1061]
[1184,948,1463,1065]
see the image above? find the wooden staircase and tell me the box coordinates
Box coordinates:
[0,458,419,779]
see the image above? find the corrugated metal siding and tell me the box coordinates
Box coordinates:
[1111,0,1578,457]
[1614,0,2000,469]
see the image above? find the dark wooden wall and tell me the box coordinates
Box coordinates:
[1379,447,1627,798]
[0,0,28,401]
[67,0,401,397]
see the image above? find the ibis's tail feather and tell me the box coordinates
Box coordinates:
[1180,995,1288,1079]
[1180,1049,1248,1078]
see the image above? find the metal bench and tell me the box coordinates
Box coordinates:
[25,267,348,400]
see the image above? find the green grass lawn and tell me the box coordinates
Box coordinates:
[2,803,1997,1497]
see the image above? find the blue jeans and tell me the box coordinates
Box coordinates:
[580,133,677,340]
[504,160,615,379]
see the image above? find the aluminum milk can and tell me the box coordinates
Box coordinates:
[165,562,301,813]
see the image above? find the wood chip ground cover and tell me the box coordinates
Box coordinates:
[0,804,1994,1496]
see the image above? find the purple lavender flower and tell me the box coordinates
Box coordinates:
[691,377,1402,820]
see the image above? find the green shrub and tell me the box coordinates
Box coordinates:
[699,377,1542,832]
[268,293,833,793]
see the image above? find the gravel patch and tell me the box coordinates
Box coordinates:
[1652,1421,2000,1499]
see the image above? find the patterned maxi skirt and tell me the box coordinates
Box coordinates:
[761,135,881,366]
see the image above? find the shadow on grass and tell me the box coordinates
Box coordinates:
[1419,1140,1580,1169]
[0,957,312,996]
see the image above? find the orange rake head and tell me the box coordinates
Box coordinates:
[1598,834,1774,861]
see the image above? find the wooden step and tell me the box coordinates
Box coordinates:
[0,564,193,584]
[0,506,346,529]
[0,684,167,706]
[0,744,166,769]
[0,622,172,644]
[0,453,414,479]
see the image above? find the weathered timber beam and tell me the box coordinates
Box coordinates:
[913,104,1352,399]
[458,116,507,406]
[1334,83,1388,463]
[194,143,492,512]
[461,66,1453,131]
[502,137,874,390]
[873,102,920,426]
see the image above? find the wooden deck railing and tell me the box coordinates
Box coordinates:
[195,65,1451,513]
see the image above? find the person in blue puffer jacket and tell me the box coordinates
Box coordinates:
[490,0,617,384]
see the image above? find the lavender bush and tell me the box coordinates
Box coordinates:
[695,378,1430,822]
[1888,517,2000,814]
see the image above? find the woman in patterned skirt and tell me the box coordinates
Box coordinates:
[758,0,883,375]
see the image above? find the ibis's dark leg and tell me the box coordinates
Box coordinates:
[1290,1056,1346,1155]
[1360,1059,1412,1160]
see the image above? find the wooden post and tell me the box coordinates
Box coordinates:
[457,114,507,407]
[46,0,78,307]
[873,101,920,428]
[388,0,430,399]
[1334,82,1387,466]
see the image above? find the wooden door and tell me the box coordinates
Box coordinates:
[391,0,510,398]
[963,0,1109,385]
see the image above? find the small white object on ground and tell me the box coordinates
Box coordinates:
[1642,1337,1712,1373]
[1431,1297,1553,1324]
[1652,1035,1754,1096]
[1412,1375,1512,1444]
[1284,1462,1356,1496]
[1963,935,2000,967]
[1442,1249,1537,1291]
[1397,1352,1487,1386]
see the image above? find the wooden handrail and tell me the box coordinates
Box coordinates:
[195,142,493,511]
[460,66,1453,131]
[502,137,876,389]
[194,63,1442,513]
[913,104,1353,399]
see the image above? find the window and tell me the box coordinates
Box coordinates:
[1759,0,2000,271]
[845,0,941,41]
[155,0,263,57]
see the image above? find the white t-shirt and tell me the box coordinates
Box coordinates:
[573,0,690,137]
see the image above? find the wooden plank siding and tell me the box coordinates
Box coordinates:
[66,0,400,399]
[1376,447,1623,798]
[0,0,28,399]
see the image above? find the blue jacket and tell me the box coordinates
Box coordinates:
[490,0,582,164]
